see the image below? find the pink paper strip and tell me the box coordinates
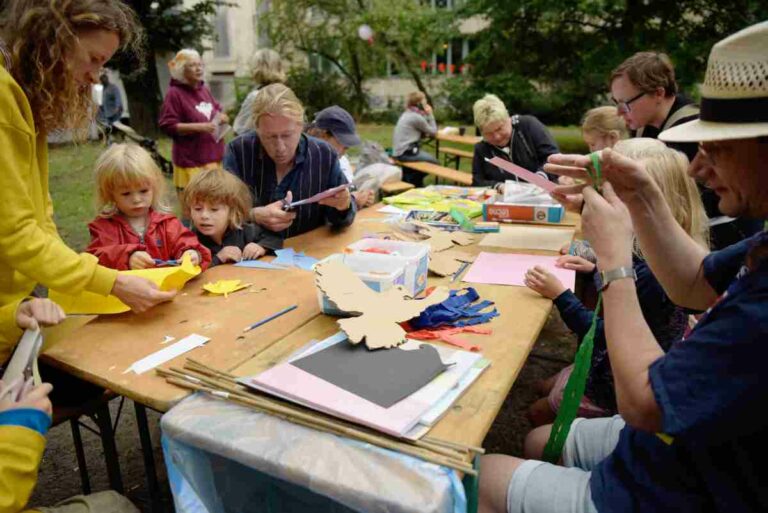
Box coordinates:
[288,183,352,208]
[487,157,556,192]
[462,252,576,290]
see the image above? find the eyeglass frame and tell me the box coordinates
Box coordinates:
[611,91,646,114]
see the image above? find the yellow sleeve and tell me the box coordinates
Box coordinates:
[0,123,117,297]
[0,425,45,513]
[0,298,24,364]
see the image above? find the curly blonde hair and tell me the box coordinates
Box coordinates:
[0,0,142,134]
[183,168,252,230]
[473,94,510,131]
[94,144,170,217]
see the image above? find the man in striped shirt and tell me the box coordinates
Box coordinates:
[223,84,355,238]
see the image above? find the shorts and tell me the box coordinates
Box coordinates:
[507,415,626,513]
[173,161,221,189]
[548,365,609,418]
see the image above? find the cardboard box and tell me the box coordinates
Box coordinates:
[482,197,565,224]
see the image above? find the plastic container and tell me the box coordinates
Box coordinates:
[316,253,406,316]
[346,239,430,296]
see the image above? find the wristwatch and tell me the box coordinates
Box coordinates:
[596,266,636,291]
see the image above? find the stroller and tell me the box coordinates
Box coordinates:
[99,120,174,177]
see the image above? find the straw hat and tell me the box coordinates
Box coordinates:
[660,21,768,143]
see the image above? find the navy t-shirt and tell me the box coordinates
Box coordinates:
[591,231,768,513]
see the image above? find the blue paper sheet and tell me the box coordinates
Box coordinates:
[234,260,285,270]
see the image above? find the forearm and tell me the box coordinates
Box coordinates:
[627,184,715,310]
[602,279,664,431]
[175,123,209,135]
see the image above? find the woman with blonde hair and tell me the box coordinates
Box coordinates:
[471,93,559,191]
[0,0,175,349]
[159,48,229,205]
[0,2,168,509]
[525,138,708,426]
[233,48,287,135]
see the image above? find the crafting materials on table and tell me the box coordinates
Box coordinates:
[451,261,470,282]
[462,252,576,290]
[243,304,298,333]
[346,238,430,295]
[50,252,201,314]
[158,359,483,474]
[154,258,180,266]
[315,253,406,315]
[314,259,449,349]
[408,287,499,331]
[234,259,286,270]
[124,334,209,375]
[202,279,251,297]
[479,225,575,252]
[238,332,487,439]
[271,248,319,270]
[282,183,354,211]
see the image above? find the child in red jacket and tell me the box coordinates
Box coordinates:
[86,144,212,271]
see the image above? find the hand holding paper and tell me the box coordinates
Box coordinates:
[252,193,296,232]
[283,183,354,211]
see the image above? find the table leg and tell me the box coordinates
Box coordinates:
[94,403,124,493]
[134,402,163,513]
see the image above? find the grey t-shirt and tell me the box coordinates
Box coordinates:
[392,110,437,157]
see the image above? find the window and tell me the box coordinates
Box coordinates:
[213,6,231,57]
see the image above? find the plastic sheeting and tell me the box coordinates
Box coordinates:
[161,393,467,513]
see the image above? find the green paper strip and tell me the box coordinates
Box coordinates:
[541,152,604,463]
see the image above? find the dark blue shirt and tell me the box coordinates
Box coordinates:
[591,232,768,513]
[553,256,686,413]
[223,133,356,238]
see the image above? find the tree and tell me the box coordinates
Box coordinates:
[114,0,225,135]
[264,0,458,115]
[450,0,768,124]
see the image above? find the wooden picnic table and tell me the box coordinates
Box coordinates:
[436,133,482,146]
[40,202,578,511]
[434,132,481,170]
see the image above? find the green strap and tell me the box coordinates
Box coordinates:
[541,152,604,463]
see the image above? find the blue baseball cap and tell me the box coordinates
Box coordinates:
[313,105,361,148]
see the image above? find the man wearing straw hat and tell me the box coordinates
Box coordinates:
[478,21,768,513]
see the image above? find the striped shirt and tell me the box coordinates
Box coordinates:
[223,133,356,238]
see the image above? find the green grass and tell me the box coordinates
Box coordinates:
[48,124,586,251]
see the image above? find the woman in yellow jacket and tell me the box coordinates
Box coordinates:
[0,298,138,513]
[0,0,176,366]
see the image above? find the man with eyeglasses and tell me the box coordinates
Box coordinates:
[610,51,761,249]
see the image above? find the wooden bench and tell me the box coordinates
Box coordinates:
[439,146,474,169]
[394,160,473,185]
[379,180,415,196]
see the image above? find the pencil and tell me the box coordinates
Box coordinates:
[243,304,298,333]
[451,261,470,282]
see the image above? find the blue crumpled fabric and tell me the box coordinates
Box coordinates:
[409,287,499,330]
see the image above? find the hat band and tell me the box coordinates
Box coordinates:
[700,96,768,123]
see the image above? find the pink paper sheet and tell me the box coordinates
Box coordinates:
[245,363,432,437]
[487,157,556,192]
[288,183,352,208]
[462,252,576,290]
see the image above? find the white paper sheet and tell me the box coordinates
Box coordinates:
[125,334,210,374]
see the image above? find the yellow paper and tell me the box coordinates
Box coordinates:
[50,253,201,315]
[202,279,250,297]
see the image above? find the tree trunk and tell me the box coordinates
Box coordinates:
[123,45,162,137]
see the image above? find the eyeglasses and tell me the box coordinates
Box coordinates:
[612,91,646,114]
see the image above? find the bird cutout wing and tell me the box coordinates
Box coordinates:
[411,222,477,253]
[315,259,381,314]
[315,258,450,349]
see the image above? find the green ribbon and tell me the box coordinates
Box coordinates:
[541,152,604,463]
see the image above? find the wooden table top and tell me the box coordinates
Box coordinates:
[42,202,577,438]
[436,133,482,146]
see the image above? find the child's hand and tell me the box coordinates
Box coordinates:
[0,378,53,416]
[216,246,242,263]
[556,255,596,273]
[524,266,567,299]
[129,251,155,270]
[242,243,266,260]
[16,298,65,331]
[183,250,201,265]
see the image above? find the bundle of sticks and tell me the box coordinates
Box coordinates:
[158,359,483,475]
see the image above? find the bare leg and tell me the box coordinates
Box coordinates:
[478,454,526,513]
[523,424,554,460]
[528,397,557,427]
